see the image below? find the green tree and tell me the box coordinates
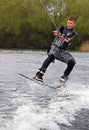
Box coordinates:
[0,0,89,50]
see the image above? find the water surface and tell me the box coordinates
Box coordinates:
[0,50,89,130]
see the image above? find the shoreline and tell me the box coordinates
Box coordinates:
[79,41,89,52]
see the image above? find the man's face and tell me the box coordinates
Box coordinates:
[67,20,76,29]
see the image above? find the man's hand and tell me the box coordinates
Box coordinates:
[53,32,69,42]
[53,32,59,37]
[63,38,69,42]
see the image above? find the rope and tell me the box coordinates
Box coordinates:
[39,0,57,29]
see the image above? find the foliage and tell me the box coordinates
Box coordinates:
[0,0,89,50]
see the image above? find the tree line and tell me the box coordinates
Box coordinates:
[0,0,89,50]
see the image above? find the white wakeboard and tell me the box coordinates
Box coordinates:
[19,73,66,89]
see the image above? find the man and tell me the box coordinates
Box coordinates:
[34,15,78,86]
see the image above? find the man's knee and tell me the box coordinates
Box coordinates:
[48,54,55,61]
[68,59,76,67]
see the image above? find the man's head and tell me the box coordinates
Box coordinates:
[67,15,77,29]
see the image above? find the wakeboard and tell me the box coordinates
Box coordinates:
[19,73,66,89]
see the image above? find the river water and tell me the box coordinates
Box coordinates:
[0,50,89,130]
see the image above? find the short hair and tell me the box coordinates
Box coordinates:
[68,15,77,23]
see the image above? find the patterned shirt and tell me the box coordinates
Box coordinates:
[52,26,78,50]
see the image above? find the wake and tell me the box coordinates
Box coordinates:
[12,81,89,130]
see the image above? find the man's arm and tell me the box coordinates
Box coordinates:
[53,26,70,42]
[67,31,78,43]
[53,32,69,42]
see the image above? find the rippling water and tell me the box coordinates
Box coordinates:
[0,50,89,130]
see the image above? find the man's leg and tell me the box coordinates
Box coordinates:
[55,49,76,82]
[61,59,76,81]
[40,54,55,72]
[34,54,55,81]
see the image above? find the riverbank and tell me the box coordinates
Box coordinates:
[80,41,89,52]
[0,41,89,52]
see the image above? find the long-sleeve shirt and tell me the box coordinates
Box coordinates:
[52,26,78,50]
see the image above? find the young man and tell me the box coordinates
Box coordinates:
[34,15,78,86]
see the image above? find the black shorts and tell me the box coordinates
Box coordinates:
[48,45,76,64]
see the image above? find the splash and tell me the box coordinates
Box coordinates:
[13,82,89,130]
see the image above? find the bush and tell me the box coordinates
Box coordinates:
[0,0,89,50]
